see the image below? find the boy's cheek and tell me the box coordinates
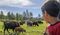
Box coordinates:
[43,14,45,20]
[43,15,49,23]
[43,15,47,21]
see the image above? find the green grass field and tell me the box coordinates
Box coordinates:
[0,21,48,35]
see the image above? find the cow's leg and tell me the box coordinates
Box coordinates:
[33,24,36,26]
[12,29,14,32]
[13,30,17,35]
[34,24,36,26]
[4,28,6,35]
[14,30,18,35]
[17,31,19,35]
[7,29,10,33]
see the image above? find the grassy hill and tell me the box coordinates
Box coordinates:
[0,21,48,35]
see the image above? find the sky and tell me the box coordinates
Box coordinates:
[0,0,47,17]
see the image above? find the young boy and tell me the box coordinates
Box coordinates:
[41,1,60,35]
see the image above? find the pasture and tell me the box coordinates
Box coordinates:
[0,21,48,35]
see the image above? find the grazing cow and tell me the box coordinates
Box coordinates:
[15,27,26,33]
[27,21,33,26]
[3,21,20,34]
[20,21,25,25]
[33,21,39,26]
[38,21,43,24]
[27,21,39,26]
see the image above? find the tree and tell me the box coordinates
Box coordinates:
[23,11,26,17]
[38,14,41,20]
[10,12,15,20]
[16,13,23,21]
[26,9,29,19]
[16,13,19,21]
[19,14,23,21]
[29,12,33,21]
[7,12,11,20]
[4,15,8,20]
[23,11,27,20]
[0,11,4,19]
[30,12,33,18]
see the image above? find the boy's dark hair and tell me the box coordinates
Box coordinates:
[41,1,60,17]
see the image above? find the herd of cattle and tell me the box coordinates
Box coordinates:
[2,20,43,35]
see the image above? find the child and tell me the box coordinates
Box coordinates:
[41,1,60,35]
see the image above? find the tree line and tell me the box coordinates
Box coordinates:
[0,10,41,21]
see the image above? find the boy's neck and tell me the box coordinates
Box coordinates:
[50,18,58,25]
[50,20,58,25]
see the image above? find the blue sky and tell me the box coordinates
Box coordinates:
[0,0,46,17]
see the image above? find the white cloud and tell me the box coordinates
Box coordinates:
[0,0,34,7]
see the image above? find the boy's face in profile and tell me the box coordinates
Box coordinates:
[41,1,60,24]
[43,11,51,23]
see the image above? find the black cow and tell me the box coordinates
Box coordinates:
[27,21,39,26]
[14,27,26,35]
[20,21,25,25]
[3,21,20,35]
[33,21,39,26]
[15,27,26,33]
[27,21,33,26]
[38,21,43,24]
